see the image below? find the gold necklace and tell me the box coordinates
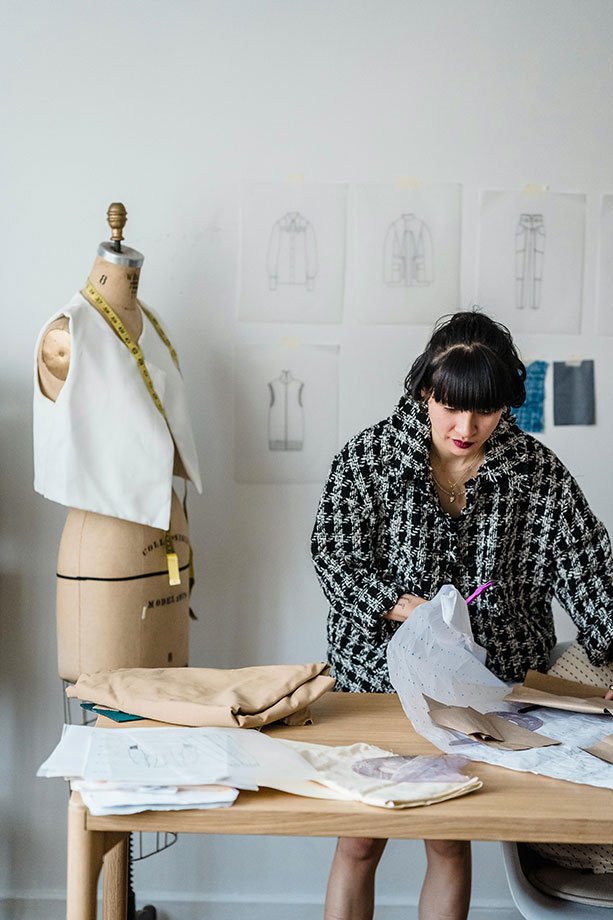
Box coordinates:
[430,452,483,504]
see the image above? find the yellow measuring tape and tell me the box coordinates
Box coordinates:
[82,280,182,586]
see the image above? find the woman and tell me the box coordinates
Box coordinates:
[311,310,613,920]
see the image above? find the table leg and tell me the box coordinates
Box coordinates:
[67,795,128,920]
[102,835,128,920]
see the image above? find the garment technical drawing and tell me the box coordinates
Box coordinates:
[383,213,434,286]
[267,370,305,451]
[515,213,545,310]
[267,211,318,291]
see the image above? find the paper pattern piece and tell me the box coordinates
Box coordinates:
[478,190,585,333]
[597,195,613,335]
[234,343,339,483]
[387,585,613,790]
[239,183,347,323]
[513,360,548,433]
[424,696,559,751]
[584,736,613,765]
[553,360,595,425]
[351,183,461,324]
[504,670,613,715]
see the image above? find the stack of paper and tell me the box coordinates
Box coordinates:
[37,724,318,815]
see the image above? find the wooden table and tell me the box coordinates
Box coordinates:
[66,692,613,920]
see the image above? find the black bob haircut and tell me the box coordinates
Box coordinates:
[405,310,526,411]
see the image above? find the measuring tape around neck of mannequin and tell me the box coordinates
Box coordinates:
[81,280,182,586]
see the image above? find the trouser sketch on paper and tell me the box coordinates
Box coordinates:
[515,213,545,310]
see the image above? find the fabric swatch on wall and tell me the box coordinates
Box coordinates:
[514,360,548,433]
[553,360,595,425]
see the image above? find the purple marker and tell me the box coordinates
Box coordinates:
[465,580,495,605]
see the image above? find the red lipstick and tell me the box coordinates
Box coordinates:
[452,439,473,449]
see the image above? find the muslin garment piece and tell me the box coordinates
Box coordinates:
[66,663,335,728]
[276,740,482,808]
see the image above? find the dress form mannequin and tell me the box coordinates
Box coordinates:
[36,204,200,681]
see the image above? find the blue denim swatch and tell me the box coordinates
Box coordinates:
[514,360,548,433]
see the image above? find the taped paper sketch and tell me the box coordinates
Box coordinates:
[267,212,318,291]
[383,214,434,286]
[239,183,346,323]
[478,190,585,334]
[597,195,613,335]
[352,184,460,324]
[268,370,305,451]
[234,343,339,483]
[515,213,545,310]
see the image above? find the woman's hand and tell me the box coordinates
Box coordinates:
[605,686,613,702]
[382,593,427,622]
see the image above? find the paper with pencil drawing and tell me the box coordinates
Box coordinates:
[37,724,318,786]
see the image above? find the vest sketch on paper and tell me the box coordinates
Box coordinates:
[383,213,434,286]
[267,212,318,291]
[515,213,545,310]
[268,370,305,451]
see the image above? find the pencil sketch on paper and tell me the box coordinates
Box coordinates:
[515,213,545,310]
[383,213,434,287]
[128,741,201,768]
[267,212,318,291]
[267,370,305,452]
[125,735,260,771]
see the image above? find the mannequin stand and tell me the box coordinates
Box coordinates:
[63,681,176,920]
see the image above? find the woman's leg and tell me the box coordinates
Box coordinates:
[324,836,387,920]
[419,840,472,920]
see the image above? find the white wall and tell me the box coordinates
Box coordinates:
[2,1,613,916]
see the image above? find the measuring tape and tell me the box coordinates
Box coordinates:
[82,280,183,586]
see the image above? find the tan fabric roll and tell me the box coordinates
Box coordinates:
[66,663,335,728]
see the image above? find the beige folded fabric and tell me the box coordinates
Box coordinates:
[504,669,613,715]
[66,663,335,728]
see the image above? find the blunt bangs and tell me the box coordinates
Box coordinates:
[429,345,516,412]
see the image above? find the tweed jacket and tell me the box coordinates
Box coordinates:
[311,396,613,691]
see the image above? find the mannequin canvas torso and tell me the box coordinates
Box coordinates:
[36,246,199,681]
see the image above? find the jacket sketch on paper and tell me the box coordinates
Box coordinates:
[515,213,545,310]
[383,213,434,286]
[267,212,318,291]
[268,370,305,451]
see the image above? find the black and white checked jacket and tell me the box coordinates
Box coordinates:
[311,396,613,691]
